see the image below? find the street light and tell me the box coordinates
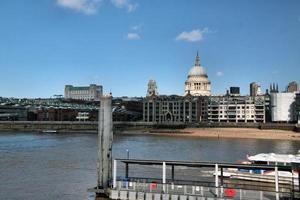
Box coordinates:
[126,149,129,159]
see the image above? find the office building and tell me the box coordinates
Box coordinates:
[143,94,208,123]
[64,84,102,101]
[270,92,297,122]
[207,95,265,123]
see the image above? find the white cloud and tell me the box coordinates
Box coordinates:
[216,71,224,77]
[111,0,138,12]
[56,0,102,15]
[127,33,141,40]
[175,28,210,42]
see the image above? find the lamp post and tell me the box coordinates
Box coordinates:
[126,149,129,159]
[125,149,129,179]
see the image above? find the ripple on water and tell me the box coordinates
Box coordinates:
[1,132,300,200]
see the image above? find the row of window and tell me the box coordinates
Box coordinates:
[69,90,93,95]
[145,115,197,122]
[67,95,96,100]
[209,115,256,119]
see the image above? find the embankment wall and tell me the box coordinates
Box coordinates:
[0,121,299,133]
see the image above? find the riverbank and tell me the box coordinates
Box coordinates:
[0,121,152,133]
[0,121,299,140]
[120,127,300,140]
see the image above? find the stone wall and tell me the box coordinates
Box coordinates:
[0,121,153,133]
[0,121,298,133]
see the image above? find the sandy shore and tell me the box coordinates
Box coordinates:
[120,128,300,140]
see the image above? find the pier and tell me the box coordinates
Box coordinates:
[93,95,300,200]
[106,159,300,200]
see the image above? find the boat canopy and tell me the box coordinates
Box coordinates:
[248,153,300,164]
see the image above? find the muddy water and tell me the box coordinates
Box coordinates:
[0,132,299,200]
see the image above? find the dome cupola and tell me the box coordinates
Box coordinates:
[184,52,211,96]
[188,52,207,78]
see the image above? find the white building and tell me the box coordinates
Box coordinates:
[270,92,297,122]
[64,84,102,101]
[185,53,211,96]
[208,95,265,123]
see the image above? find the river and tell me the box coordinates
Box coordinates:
[0,132,299,200]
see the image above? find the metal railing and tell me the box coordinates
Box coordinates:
[112,159,300,199]
[114,181,294,200]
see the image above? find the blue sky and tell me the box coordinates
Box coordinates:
[0,0,299,98]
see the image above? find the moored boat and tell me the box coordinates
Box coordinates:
[247,151,300,166]
[215,151,300,186]
[41,129,58,134]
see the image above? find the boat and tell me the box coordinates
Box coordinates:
[215,152,300,186]
[41,129,58,134]
[247,152,300,166]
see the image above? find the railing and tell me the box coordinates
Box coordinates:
[113,181,294,200]
[112,159,300,199]
[115,175,296,194]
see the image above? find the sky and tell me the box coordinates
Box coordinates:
[0,0,299,98]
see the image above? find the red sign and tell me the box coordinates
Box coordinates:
[224,188,236,198]
[150,182,157,189]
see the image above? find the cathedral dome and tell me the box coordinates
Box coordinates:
[184,52,211,96]
[187,52,207,77]
[188,65,207,77]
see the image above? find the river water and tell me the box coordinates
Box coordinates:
[0,132,300,200]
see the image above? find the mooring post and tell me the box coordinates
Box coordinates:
[113,159,117,188]
[97,94,113,195]
[97,100,104,189]
[163,162,166,192]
